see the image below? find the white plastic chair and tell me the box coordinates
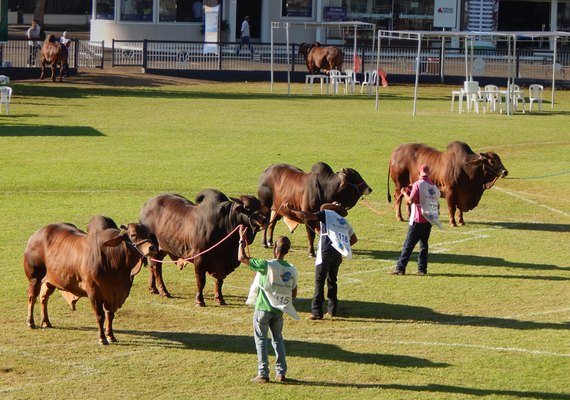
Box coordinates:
[528,84,544,111]
[0,86,12,115]
[329,69,350,95]
[0,75,10,85]
[483,84,502,112]
[461,81,483,114]
[360,70,378,94]
[509,84,526,112]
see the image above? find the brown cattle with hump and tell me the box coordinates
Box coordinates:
[387,141,508,226]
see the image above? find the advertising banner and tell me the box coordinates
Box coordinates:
[204,5,219,55]
[434,0,458,28]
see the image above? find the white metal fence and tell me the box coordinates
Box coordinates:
[0,39,105,69]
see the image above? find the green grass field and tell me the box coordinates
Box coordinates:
[1,77,569,400]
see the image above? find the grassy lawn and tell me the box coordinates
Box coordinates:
[1,76,569,400]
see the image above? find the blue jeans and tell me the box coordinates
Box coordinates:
[253,310,287,378]
[396,222,432,274]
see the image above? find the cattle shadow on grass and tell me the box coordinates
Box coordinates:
[115,329,447,369]
[353,249,568,272]
[0,125,105,137]
[475,221,570,233]
[312,299,570,331]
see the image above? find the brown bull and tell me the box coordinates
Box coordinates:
[387,141,508,226]
[40,34,68,82]
[258,162,372,257]
[298,42,343,74]
[139,189,269,306]
[24,216,158,345]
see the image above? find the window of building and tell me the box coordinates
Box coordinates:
[282,0,313,18]
[96,0,115,19]
[159,0,201,22]
[121,0,153,21]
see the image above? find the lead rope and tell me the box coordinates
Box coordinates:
[149,224,246,267]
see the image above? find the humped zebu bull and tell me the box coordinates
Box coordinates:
[298,42,343,74]
[24,216,158,344]
[387,141,508,226]
[258,162,372,257]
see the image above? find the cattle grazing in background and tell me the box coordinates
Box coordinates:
[139,189,269,306]
[258,162,372,257]
[298,42,343,74]
[40,34,68,82]
[387,141,508,226]
[24,216,158,345]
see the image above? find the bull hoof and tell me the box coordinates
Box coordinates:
[195,302,206,307]
[396,217,405,222]
[106,336,117,343]
[27,322,36,329]
[262,243,270,249]
[148,287,159,295]
[215,299,227,306]
[99,338,109,345]
[41,321,52,329]
[159,291,172,298]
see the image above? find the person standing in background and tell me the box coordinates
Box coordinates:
[27,19,42,67]
[60,31,72,77]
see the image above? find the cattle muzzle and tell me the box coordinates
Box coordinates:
[349,181,373,196]
[249,211,268,231]
[129,239,158,258]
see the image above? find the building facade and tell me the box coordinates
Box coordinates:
[82,0,569,47]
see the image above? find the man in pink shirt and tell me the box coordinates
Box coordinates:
[389,164,440,276]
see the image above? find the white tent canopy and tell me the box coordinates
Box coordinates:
[270,21,376,95]
[375,30,570,116]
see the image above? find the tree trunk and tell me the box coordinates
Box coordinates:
[34,0,47,27]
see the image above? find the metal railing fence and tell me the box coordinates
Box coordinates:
[0,39,105,69]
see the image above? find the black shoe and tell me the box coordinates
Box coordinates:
[387,269,405,275]
[307,314,323,320]
[275,374,286,383]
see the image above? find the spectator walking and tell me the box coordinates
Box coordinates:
[389,164,441,276]
[238,226,299,384]
[236,16,254,57]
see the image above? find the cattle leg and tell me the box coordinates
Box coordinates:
[58,64,64,82]
[148,258,172,298]
[105,310,117,343]
[264,215,278,248]
[457,210,465,226]
[448,201,458,227]
[214,278,226,305]
[89,299,108,345]
[27,277,41,328]
[40,62,46,80]
[39,281,56,328]
[306,224,316,258]
[195,266,207,307]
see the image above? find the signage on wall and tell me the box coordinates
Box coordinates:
[434,0,458,28]
[324,7,347,21]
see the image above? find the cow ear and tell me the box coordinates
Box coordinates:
[131,260,144,279]
[103,231,127,247]
[120,224,127,230]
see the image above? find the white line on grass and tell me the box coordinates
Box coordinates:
[299,337,570,358]
[493,186,570,217]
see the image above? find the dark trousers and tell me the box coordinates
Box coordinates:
[312,252,342,317]
[396,222,432,274]
[236,36,253,55]
[28,45,39,66]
